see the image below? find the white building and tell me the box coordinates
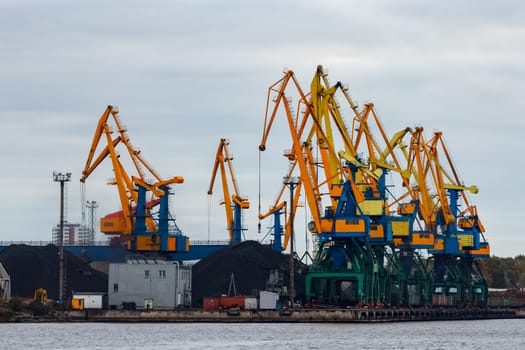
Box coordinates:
[72,292,104,309]
[0,263,11,301]
[52,222,93,245]
[108,259,192,309]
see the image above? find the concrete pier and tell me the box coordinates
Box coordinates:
[58,307,520,323]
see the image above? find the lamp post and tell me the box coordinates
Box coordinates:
[284,175,300,308]
[86,200,98,244]
[53,171,71,303]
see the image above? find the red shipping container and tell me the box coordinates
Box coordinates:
[219,296,245,309]
[203,297,220,310]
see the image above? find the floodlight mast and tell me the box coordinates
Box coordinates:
[53,171,71,303]
[284,175,299,308]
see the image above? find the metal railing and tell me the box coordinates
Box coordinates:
[189,240,230,246]
[0,240,232,247]
[0,240,110,247]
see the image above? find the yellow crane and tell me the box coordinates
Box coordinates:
[208,138,249,244]
[80,105,188,253]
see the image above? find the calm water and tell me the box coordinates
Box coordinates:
[1,319,524,349]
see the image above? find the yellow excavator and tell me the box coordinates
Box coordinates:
[33,288,48,303]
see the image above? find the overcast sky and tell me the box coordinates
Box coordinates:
[1,0,523,257]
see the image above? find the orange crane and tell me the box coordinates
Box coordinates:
[80,105,188,253]
[207,138,249,244]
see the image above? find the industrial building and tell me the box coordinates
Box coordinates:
[52,222,93,246]
[108,259,191,309]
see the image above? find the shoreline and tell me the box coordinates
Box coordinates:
[9,307,525,323]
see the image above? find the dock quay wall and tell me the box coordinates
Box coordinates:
[56,308,522,323]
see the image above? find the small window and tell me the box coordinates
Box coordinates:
[113,283,118,292]
[159,270,166,279]
[144,269,150,278]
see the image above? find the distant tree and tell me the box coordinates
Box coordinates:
[500,258,516,287]
[492,269,507,288]
[519,273,525,289]
[478,255,525,289]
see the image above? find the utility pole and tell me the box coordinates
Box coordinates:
[284,175,299,308]
[53,171,71,303]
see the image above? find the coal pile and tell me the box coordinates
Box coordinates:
[192,240,307,306]
[0,244,107,300]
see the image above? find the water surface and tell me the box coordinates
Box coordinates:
[1,319,524,349]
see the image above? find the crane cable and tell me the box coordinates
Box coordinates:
[257,149,262,234]
[207,194,212,242]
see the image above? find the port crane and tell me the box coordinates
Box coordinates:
[80,105,189,254]
[259,66,490,307]
[343,102,433,306]
[344,93,490,306]
[404,128,489,305]
[348,118,490,306]
[259,67,396,305]
[305,66,427,306]
[208,138,249,245]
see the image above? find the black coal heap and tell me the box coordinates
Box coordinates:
[0,244,107,299]
[192,240,306,305]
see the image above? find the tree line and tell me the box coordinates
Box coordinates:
[477,255,525,289]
